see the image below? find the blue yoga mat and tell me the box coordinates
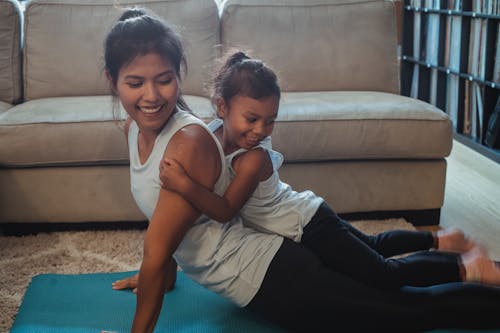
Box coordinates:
[11,271,284,333]
[11,271,499,333]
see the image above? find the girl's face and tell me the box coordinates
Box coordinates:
[114,52,180,135]
[218,94,279,153]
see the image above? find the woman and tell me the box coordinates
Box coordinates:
[104,8,500,333]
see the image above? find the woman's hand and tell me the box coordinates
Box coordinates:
[159,157,192,195]
[111,259,177,294]
[112,273,139,293]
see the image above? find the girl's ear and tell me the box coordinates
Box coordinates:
[215,97,227,118]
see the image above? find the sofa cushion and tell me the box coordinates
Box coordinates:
[221,0,399,93]
[0,95,213,167]
[280,159,447,213]
[0,92,451,167]
[272,92,452,161]
[23,0,219,100]
[0,101,12,113]
[0,0,22,104]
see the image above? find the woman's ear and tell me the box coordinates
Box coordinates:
[105,71,117,94]
[215,97,227,118]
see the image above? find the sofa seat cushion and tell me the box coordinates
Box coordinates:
[271,91,452,162]
[0,95,213,167]
[0,101,12,113]
[0,92,451,167]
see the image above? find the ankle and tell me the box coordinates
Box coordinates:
[436,228,474,253]
[432,231,439,250]
[458,261,467,281]
[461,248,484,282]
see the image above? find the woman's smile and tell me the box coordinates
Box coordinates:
[138,104,165,114]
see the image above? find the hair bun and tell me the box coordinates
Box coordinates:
[227,51,251,67]
[118,8,147,22]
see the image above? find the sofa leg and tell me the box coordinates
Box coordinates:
[0,221,148,236]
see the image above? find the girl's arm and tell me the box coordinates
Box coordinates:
[131,124,220,333]
[160,148,272,223]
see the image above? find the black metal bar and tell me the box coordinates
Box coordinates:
[404,6,500,20]
[402,56,500,89]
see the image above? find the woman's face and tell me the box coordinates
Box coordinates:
[115,52,180,135]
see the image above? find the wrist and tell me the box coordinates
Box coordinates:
[179,177,195,197]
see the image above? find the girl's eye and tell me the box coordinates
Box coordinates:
[266,119,276,125]
[246,118,257,123]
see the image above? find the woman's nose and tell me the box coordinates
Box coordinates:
[143,83,159,101]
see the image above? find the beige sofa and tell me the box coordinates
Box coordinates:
[0,0,452,231]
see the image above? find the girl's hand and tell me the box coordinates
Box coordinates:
[159,157,191,194]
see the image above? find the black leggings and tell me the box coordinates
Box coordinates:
[246,238,500,332]
[301,203,462,289]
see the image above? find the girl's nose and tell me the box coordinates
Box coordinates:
[253,122,265,136]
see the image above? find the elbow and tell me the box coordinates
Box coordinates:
[216,211,237,224]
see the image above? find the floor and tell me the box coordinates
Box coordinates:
[439,140,500,260]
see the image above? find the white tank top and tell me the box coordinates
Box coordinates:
[209,119,323,242]
[129,111,283,306]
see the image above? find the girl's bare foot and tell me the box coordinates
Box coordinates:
[462,247,500,286]
[437,228,475,253]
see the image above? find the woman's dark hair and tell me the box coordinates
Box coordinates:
[212,51,280,110]
[104,8,190,116]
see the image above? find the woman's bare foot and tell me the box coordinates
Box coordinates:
[112,273,139,293]
[436,228,475,253]
[462,247,500,286]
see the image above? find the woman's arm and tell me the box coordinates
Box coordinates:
[164,257,177,292]
[112,117,176,295]
[131,124,221,333]
[160,148,272,223]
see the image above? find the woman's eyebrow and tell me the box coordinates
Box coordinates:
[156,70,174,77]
[124,70,174,80]
[124,75,143,80]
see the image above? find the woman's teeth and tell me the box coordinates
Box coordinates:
[140,105,162,114]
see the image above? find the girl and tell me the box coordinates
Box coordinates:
[159,51,500,289]
[105,8,500,333]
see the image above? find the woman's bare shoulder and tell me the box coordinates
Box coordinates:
[168,123,218,156]
[165,124,221,188]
